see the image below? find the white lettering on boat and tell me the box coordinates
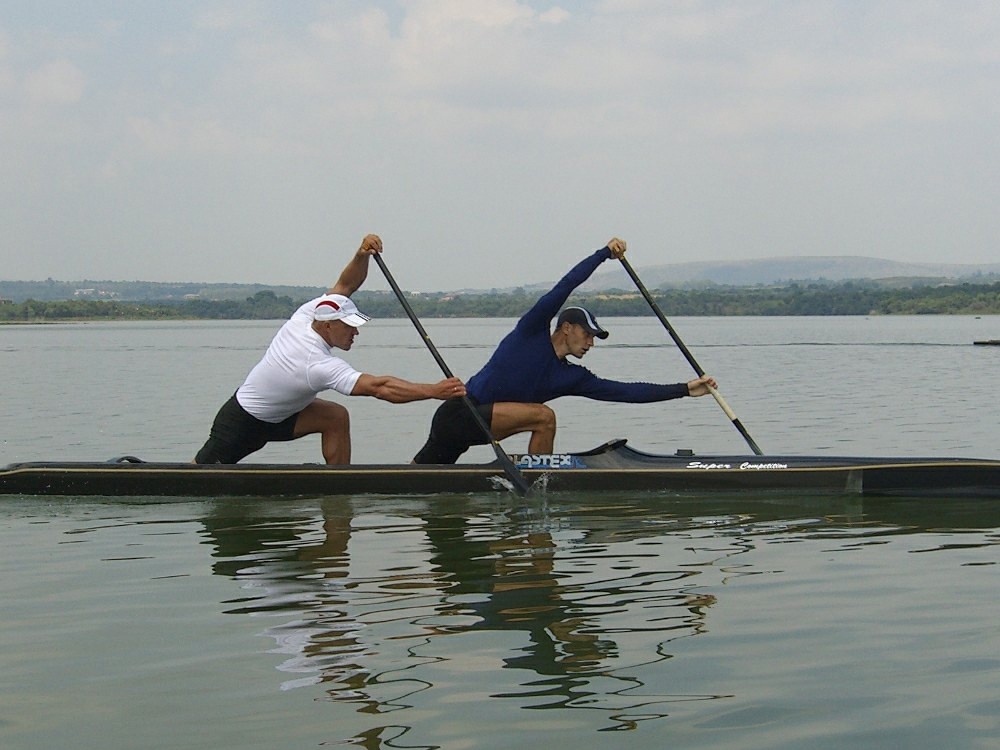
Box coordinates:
[514,454,586,469]
[686,461,790,471]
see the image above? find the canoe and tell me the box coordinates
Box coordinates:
[2,439,999,498]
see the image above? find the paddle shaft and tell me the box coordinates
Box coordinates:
[618,255,764,456]
[372,254,532,495]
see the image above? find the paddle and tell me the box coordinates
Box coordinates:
[618,254,765,456]
[372,253,533,495]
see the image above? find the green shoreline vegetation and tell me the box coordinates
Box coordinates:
[2,281,1000,322]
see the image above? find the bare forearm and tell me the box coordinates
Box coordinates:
[328,250,370,295]
[352,373,464,403]
[329,234,382,296]
[369,376,437,403]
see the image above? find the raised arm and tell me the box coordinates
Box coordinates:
[518,238,626,331]
[351,374,466,403]
[328,234,383,296]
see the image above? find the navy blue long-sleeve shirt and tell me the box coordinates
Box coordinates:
[465,247,689,405]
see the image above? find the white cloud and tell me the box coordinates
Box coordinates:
[388,0,570,89]
[194,4,266,31]
[24,58,85,105]
[0,32,13,93]
[99,1,985,156]
[539,7,570,24]
[4,1,1000,287]
[401,0,551,30]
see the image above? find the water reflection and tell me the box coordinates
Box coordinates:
[196,492,999,744]
[422,504,723,721]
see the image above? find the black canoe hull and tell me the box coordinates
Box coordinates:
[2,440,1000,498]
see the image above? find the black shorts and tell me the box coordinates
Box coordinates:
[412,397,495,464]
[194,393,299,464]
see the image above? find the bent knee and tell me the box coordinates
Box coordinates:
[531,404,556,432]
[295,399,350,436]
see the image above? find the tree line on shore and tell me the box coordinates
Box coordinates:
[2,281,1000,322]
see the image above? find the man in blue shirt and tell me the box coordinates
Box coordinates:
[412,238,717,464]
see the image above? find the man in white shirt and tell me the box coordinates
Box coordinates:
[194,234,465,464]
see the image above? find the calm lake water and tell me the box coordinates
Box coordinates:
[2,316,999,749]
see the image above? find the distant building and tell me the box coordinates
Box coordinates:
[0,298,13,305]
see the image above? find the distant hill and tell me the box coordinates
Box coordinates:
[0,279,324,303]
[572,256,1000,291]
[3,256,1000,302]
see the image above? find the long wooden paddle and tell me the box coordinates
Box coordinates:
[618,255,764,456]
[372,253,532,495]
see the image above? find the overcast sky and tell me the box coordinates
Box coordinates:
[3,1,998,291]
